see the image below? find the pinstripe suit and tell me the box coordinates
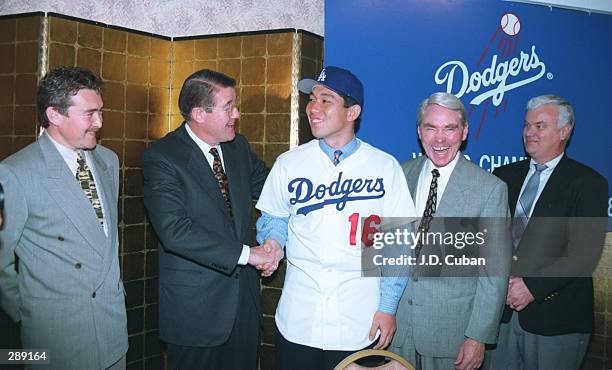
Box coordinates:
[0,132,127,369]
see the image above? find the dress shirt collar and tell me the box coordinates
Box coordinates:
[46,131,79,176]
[423,151,461,187]
[415,152,461,214]
[529,152,563,173]
[185,123,224,166]
[318,136,360,164]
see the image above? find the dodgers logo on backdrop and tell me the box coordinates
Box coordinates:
[288,172,385,215]
[433,13,549,139]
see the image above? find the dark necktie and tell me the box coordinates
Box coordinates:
[209,147,233,217]
[512,163,547,248]
[414,168,440,258]
[76,151,104,228]
[333,150,342,166]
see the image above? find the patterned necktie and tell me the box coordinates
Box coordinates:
[76,151,104,227]
[414,168,440,258]
[512,163,547,248]
[209,147,233,217]
[332,150,342,166]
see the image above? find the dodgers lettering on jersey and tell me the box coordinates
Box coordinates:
[288,171,386,215]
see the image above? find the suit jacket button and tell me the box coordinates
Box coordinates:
[235,273,239,279]
[58,236,64,241]
[407,299,413,305]
[512,255,518,261]
[75,262,82,269]
[92,292,96,299]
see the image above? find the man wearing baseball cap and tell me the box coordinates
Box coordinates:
[255,66,417,369]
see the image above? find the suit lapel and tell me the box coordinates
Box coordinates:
[39,134,106,258]
[88,148,123,290]
[177,126,233,221]
[89,149,116,235]
[530,154,568,217]
[404,156,425,199]
[507,161,530,217]
[436,155,469,217]
[221,141,246,237]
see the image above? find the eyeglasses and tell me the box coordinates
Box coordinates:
[207,98,240,113]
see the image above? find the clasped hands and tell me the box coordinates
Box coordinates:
[248,239,284,277]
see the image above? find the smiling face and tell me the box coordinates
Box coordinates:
[306,85,360,148]
[417,103,468,168]
[523,103,571,164]
[190,86,240,146]
[46,88,103,151]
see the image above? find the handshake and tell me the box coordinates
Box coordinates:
[248,239,284,277]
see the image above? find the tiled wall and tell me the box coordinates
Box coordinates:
[0,14,40,161]
[0,13,42,353]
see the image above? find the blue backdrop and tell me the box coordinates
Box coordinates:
[325,0,611,224]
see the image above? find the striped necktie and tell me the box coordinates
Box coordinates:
[76,151,104,227]
[512,163,547,248]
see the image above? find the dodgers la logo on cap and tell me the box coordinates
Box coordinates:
[317,69,327,82]
[298,66,364,106]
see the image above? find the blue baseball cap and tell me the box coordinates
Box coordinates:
[298,66,364,106]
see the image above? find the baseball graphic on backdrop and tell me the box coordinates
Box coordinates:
[500,13,521,36]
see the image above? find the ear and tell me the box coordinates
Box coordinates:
[560,124,572,141]
[346,104,362,122]
[461,122,469,141]
[190,107,207,123]
[45,107,64,127]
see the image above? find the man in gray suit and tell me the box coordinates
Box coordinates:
[390,93,510,370]
[0,67,128,369]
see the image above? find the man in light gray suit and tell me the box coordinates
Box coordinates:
[0,67,128,369]
[390,93,510,370]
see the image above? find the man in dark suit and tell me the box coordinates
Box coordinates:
[485,95,608,369]
[0,67,127,369]
[141,69,270,370]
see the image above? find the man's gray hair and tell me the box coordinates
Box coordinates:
[417,92,467,126]
[526,95,574,128]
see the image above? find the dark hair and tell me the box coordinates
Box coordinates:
[37,67,103,128]
[340,93,362,133]
[178,69,236,121]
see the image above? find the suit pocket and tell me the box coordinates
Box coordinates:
[162,268,203,286]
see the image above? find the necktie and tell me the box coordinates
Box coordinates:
[332,150,342,166]
[414,169,440,258]
[76,151,104,227]
[209,147,233,217]
[512,163,547,248]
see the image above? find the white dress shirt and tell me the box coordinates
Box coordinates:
[516,153,563,217]
[414,153,461,215]
[185,124,250,265]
